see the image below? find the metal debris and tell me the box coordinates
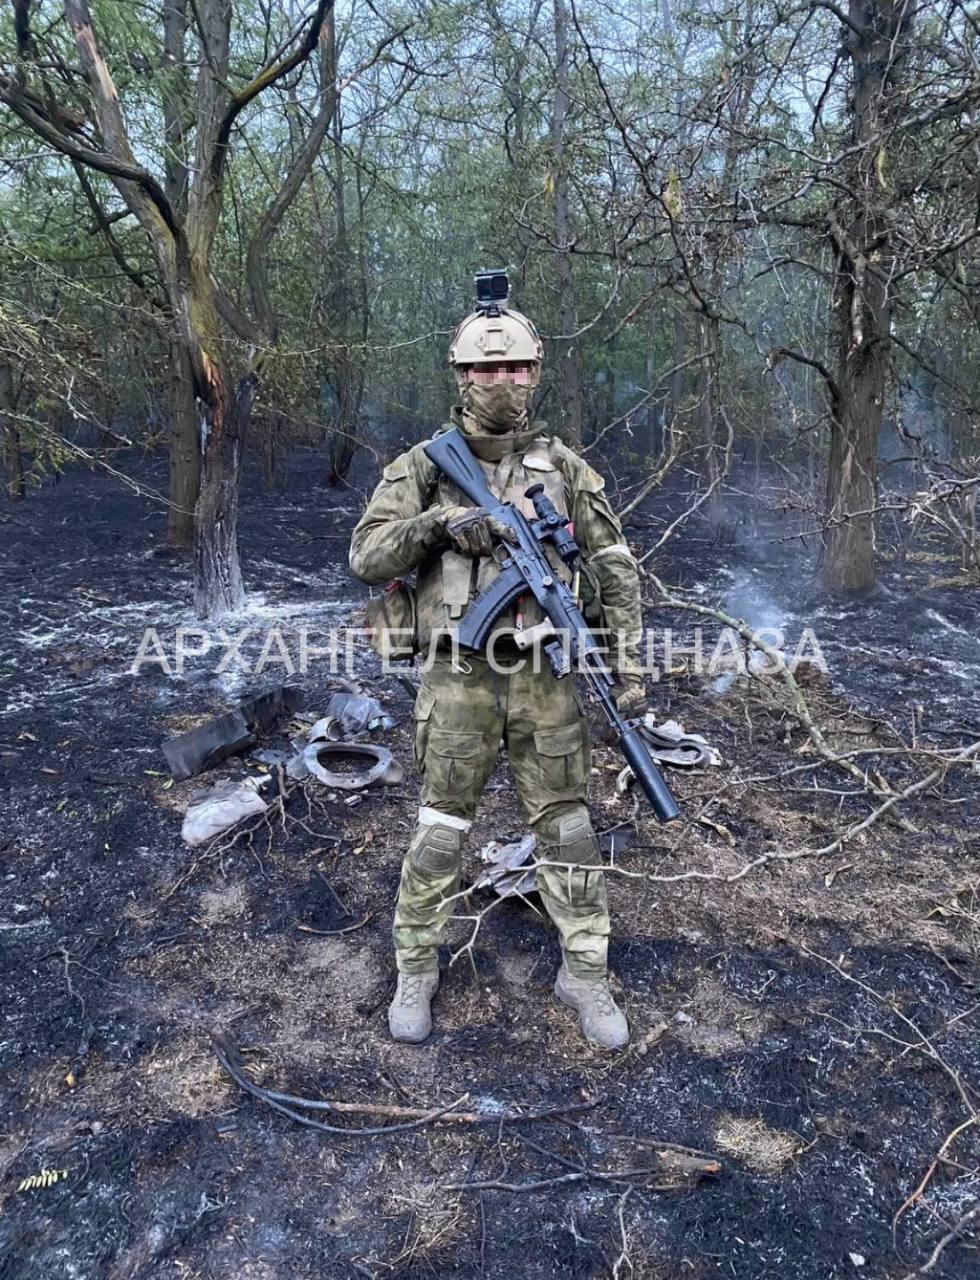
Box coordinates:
[616,716,720,795]
[324,690,394,735]
[474,833,539,898]
[301,742,403,790]
[163,686,302,780]
[286,695,400,790]
[181,776,269,847]
[637,716,721,768]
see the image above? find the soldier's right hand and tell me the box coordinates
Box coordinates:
[442,506,516,557]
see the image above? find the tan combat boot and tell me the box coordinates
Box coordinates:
[388,970,440,1043]
[555,964,629,1049]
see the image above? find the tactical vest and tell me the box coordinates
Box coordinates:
[414,435,573,648]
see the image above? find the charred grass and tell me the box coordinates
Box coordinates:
[1,455,978,1279]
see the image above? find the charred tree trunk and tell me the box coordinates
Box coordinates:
[167,339,198,546]
[263,409,287,493]
[193,360,256,618]
[162,0,197,547]
[822,0,911,593]
[822,289,886,592]
[551,0,582,445]
[5,0,333,614]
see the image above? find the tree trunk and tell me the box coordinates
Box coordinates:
[822,0,910,593]
[822,303,886,592]
[167,339,198,546]
[320,13,363,488]
[1,363,25,501]
[551,0,582,445]
[263,410,286,493]
[193,367,255,618]
[696,312,724,527]
[669,307,685,428]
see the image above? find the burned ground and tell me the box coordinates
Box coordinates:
[1,453,978,1279]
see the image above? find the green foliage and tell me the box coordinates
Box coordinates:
[1,0,978,483]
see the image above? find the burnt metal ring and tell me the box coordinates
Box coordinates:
[301,741,402,790]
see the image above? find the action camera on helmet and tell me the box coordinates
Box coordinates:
[474,269,509,312]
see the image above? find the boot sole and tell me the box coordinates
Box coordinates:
[388,1021,431,1044]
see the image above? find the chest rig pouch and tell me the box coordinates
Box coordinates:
[364,577,418,662]
[415,437,573,645]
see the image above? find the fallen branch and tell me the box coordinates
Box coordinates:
[296,912,375,937]
[444,1148,720,1194]
[899,1204,980,1278]
[213,1032,598,1135]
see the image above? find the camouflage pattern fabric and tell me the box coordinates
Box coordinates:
[392,649,610,978]
[349,417,645,981]
[349,412,643,672]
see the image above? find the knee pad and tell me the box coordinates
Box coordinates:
[538,805,600,866]
[408,821,463,875]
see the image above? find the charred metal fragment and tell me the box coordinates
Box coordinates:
[162,685,302,779]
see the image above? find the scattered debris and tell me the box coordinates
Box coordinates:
[323,690,395,736]
[163,686,302,780]
[291,742,403,790]
[286,702,402,789]
[181,777,269,847]
[249,746,293,767]
[303,715,345,744]
[637,716,722,768]
[616,716,720,794]
[475,824,636,898]
[474,833,539,898]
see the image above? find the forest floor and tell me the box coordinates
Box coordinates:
[1,447,979,1280]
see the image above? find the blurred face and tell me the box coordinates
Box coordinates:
[457,362,537,386]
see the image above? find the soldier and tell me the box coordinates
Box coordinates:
[349,279,646,1049]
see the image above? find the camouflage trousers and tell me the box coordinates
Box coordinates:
[393,647,610,979]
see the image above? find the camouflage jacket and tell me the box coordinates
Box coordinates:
[349,425,642,666]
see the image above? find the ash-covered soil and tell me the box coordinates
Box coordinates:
[1,448,978,1280]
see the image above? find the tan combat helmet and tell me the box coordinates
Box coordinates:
[448,269,543,385]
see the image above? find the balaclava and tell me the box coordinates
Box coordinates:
[457,364,540,462]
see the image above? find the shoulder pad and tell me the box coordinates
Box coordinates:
[577,462,606,494]
[549,440,605,493]
[382,441,436,484]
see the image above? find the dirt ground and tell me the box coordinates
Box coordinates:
[1,450,979,1279]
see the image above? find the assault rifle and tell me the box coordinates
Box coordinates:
[423,429,681,824]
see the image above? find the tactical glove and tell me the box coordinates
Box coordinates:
[613,672,647,718]
[443,506,516,558]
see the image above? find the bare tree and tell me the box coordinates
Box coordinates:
[551,0,583,444]
[1,0,334,615]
